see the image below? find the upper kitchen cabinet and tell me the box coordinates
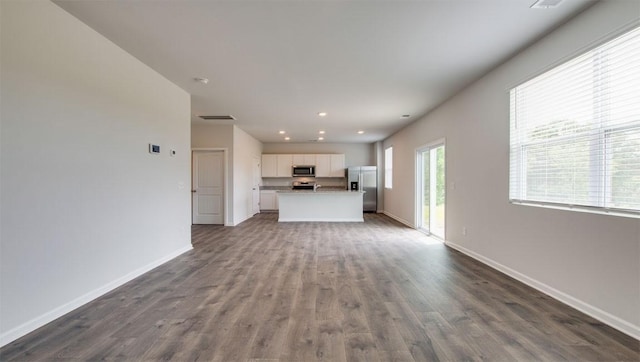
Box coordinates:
[262,153,344,178]
[292,154,316,165]
[262,154,293,177]
[315,154,331,177]
[329,154,346,177]
[316,154,345,177]
[276,154,293,177]
[261,154,278,177]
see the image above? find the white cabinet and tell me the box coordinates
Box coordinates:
[330,154,346,177]
[262,154,293,177]
[262,153,344,178]
[316,154,345,177]
[276,154,293,177]
[315,154,331,177]
[292,154,316,165]
[260,190,279,210]
[261,154,278,177]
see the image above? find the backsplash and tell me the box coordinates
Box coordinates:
[261,177,346,188]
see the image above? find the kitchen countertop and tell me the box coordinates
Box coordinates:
[260,186,292,191]
[261,186,349,192]
[277,189,364,194]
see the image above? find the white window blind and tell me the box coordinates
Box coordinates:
[509,26,640,216]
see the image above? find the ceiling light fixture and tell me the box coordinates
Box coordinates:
[319,130,325,134]
[284,136,291,141]
[279,130,286,134]
[194,77,209,84]
[357,130,365,134]
[318,112,327,117]
[318,137,324,141]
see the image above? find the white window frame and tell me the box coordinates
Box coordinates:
[384,146,393,189]
[509,26,640,218]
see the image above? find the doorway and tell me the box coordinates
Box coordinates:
[252,156,261,215]
[192,150,224,224]
[416,141,445,239]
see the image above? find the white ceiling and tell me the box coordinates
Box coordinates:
[54,0,596,143]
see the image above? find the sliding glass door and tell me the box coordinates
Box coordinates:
[417,142,445,239]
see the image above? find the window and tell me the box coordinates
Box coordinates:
[509,26,640,216]
[385,146,393,189]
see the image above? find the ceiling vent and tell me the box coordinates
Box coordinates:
[199,115,236,120]
[530,0,563,8]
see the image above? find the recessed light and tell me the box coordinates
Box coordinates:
[284,136,291,141]
[318,137,324,141]
[279,130,286,134]
[318,112,327,117]
[357,130,365,134]
[319,130,325,134]
[194,77,209,84]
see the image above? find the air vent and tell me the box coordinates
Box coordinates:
[530,0,562,8]
[199,115,236,120]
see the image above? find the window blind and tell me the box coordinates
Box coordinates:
[509,26,640,216]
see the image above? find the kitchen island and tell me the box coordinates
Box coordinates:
[277,190,365,222]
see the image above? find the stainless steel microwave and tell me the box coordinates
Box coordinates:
[292,165,315,177]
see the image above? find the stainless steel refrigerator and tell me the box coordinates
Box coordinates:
[347,166,377,212]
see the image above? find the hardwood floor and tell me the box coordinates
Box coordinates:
[1,213,638,361]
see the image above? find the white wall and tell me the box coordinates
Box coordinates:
[191,123,262,226]
[192,123,234,225]
[0,0,192,346]
[383,0,640,338]
[233,126,263,225]
[192,123,234,150]
[263,142,374,167]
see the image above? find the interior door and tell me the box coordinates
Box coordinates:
[252,156,261,215]
[192,150,224,224]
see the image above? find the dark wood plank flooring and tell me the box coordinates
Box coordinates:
[1,213,638,361]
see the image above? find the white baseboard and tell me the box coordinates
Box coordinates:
[382,211,415,228]
[0,245,193,348]
[444,240,640,340]
[278,217,364,222]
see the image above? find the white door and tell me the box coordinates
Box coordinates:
[192,150,224,224]
[416,142,445,239]
[252,156,261,215]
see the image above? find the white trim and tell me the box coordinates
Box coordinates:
[383,210,415,228]
[0,245,193,348]
[229,214,252,226]
[278,217,364,222]
[444,240,640,340]
[414,138,446,235]
[510,200,640,219]
[191,148,230,226]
